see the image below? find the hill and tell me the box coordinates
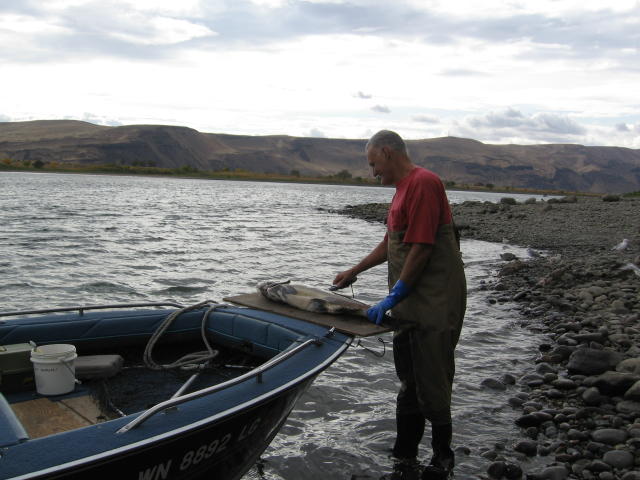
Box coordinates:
[1,120,639,193]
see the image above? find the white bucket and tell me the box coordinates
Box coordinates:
[30,344,78,395]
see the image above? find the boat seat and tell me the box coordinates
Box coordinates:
[211,312,304,357]
[0,392,29,447]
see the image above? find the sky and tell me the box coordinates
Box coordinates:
[1,0,639,147]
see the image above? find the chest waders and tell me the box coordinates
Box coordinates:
[388,223,466,468]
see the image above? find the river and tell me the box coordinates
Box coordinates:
[0,172,551,479]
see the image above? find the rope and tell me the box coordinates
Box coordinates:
[353,336,388,358]
[143,300,221,371]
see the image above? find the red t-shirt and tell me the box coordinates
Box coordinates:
[387,167,452,244]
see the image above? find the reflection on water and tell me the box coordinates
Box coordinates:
[0,173,551,479]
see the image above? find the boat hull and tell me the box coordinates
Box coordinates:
[0,305,352,480]
[28,379,311,480]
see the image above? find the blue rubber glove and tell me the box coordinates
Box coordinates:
[366,280,411,325]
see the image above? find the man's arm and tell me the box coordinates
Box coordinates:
[365,241,432,325]
[397,242,433,287]
[333,238,388,288]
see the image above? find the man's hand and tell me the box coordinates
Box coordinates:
[332,270,357,290]
[366,280,411,325]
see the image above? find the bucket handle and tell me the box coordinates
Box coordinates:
[61,358,81,385]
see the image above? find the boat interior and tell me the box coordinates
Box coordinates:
[0,303,312,447]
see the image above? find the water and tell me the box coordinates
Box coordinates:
[0,172,550,478]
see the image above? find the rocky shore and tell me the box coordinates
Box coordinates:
[336,194,640,480]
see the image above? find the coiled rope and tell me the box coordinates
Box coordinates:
[143,300,221,371]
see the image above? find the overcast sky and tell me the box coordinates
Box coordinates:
[1,0,639,147]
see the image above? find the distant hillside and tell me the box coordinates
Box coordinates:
[1,120,639,193]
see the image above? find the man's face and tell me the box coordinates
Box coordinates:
[366,146,393,185]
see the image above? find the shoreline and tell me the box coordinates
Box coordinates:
[336,195,640,479]
[0,167,590,197]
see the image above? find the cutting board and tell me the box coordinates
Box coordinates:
[223,292,392,337]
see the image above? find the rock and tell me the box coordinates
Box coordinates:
[587,286,606,297]
[508,396,526,407]
[516,412,552,428]
[539,465,569,480]
[616,400,640,415]
[487,461,506,479]
[624,380,640,401]
[500,252,518,261]
[582,387,604,405]
[503,462,523,479]
[602,449,634,469]
[501,260,527,275]
[520,373,546,387]
[513,290,528,301]
[552,378,577,390]
[567,349,623,375]
[573,332,605,344]
[454,445,471,456]
[500,197,517,205]
[545,389,564,399]
[536,363,557,374]
[591,428,628,445]
[567,428,587,441]
[588,459,612,472]
[617,358,640,375]
[571,459,590,475]
[621,472,640,480]
[602,194,621,202]
[501,374,517,385]
[592,371,640,396]
[481,378,507,391]
[609,332,631,344]
[549,345,574,361]
[514,439,538,456]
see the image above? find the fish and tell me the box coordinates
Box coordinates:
[257,280,369,316]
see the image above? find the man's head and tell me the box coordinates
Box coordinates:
[365,130,412,185]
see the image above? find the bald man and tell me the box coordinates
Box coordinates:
[334,130,466,479]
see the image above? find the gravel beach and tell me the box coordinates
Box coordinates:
[336,194,640,480]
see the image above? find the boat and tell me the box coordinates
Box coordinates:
[0,298,376,480]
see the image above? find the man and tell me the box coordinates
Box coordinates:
[333,130,466,479]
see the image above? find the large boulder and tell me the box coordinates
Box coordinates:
[567,348,623,375]
[592,371,640,396]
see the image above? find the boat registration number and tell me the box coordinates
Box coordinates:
[138,417,262,480]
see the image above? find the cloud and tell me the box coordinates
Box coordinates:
[1,2,638,68]
[451,108,588,143]
[616,123,630,132]
[0,114,11,122]
[109,16,216,46]
[308,128,326,138]
[439,68,487,77]
[354,91,372,99]
[372,105,390,113]
[81,112,123,126]
[413,114,439,124]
